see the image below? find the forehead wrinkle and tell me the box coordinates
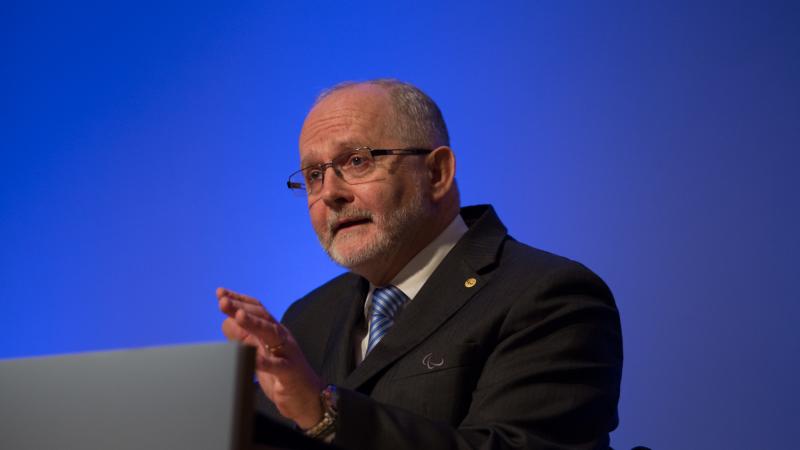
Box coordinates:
[300,105,390,167]
[303,108,384,139]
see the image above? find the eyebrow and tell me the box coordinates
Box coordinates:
[300,141,366,168]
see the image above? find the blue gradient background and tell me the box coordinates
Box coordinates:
[2,1,798,448]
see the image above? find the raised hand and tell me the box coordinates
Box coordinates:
[217,287,325,429]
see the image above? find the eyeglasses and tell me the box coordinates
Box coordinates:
[287,146,432,197]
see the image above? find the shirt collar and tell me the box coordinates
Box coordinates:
[363,213,469,317]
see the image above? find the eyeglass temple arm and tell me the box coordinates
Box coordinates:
[370,148,432,157]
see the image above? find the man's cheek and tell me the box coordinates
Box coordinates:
[310,218,330,245]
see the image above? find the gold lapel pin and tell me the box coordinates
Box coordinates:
[464,277,477,288]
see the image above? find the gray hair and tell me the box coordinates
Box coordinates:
[315,78,450,148]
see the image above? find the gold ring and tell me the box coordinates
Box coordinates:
[264,342,284,353]
[263,327,287,354]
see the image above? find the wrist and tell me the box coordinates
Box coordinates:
[303,384,339,440]
[295,402,324,430]
[292,380,326,429]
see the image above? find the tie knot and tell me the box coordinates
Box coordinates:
[371,285,408,320]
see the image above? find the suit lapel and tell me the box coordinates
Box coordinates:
[342,205,508,391]
[320,276,368,385]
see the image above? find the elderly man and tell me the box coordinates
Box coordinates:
[217,79,622,450]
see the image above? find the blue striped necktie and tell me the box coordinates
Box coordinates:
[366,285,409,355]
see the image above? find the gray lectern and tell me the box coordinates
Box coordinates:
[0,342,255,450]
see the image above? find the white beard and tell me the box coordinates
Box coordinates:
[317,187,429,269]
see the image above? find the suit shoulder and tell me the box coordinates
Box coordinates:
[499,237,596,275]
[495,237,614,301]
[282,272,363,323]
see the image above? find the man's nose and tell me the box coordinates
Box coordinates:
[318,168,354,207]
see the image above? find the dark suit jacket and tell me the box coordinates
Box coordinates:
[267,205,622,450]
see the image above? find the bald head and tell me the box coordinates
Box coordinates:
[313,79,450,150]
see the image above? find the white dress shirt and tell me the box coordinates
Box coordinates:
[355,214,469,363]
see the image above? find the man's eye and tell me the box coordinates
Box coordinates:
[344,154,372,170]
[348,156,364,167]
[305,170,323,182]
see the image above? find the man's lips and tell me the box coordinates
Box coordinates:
[332,217,371,234]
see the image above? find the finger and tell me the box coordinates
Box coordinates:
[255,351,288,372]
[221,317,250,341]
[216,287,278,322]
[234,309,284,347]
[219,296,273,320]
[218,296,236,317]
[219,297,275,320]
[221,318,265,348]
[217,287,262,306]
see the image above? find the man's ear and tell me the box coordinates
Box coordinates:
[425,146,456,203]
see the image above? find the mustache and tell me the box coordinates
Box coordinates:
[326,207,374,233]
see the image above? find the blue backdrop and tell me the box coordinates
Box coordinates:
[2,1,798,448]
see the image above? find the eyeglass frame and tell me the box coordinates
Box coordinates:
[286,146,433,195]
